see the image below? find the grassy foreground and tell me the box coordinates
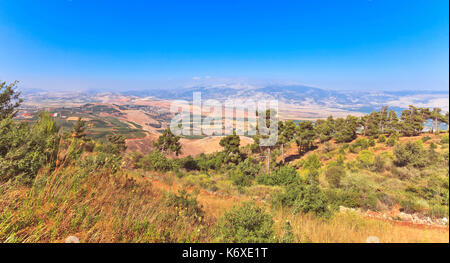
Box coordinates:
[1,165,447,243]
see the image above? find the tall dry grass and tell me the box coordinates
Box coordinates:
[1,165,448,243]
[0,166,215,243]
[273,209,449,243]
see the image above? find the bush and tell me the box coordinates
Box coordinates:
[230,158,260,187]
[321,142,335,153]
[272,179,330,218]
[184,173,218,191]
[372,154,386,172]
[165,189,204,220]
[441,134,449,144]
[303,154,322,170]
[257,165,299,186]
[181,155,199,171]
[368,137,376,147]
[357,150,374,169]
[216,202,275,243]
[386,136,397,147]
[0,112,59,183]
[377,135,386,143]
[95,134,127,155]
[195,152,225,171]
[398,196,427,214]
[292,183,330,218]
[324,165,345,188]
[393,141,426,167]
[428,205,449,218]
[80,152,122,173]
[138,150,178,172]
[349,144,359,153]
[325,188,360,209]
[272,181,305,208]
[354,138,370,150]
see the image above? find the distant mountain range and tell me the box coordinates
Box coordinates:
[122,85,449,113]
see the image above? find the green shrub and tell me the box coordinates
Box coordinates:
[181,155,200,171]
[325,188,360,209]
[138,150,178,172]
[357,150,374,169]
[195,152,225,171]
[386,136,397,147]
[272,181,306,208]
[393,141,426,167]
[165,189,204,219]
[372,154,386,172]
[353,138,369,150]
[184,173,218,191]
[398,197,427,214]
[336,154,345,166]
[95,134,127,155]
[377,135,386,143]
[230,158,260,187]
[257,165,299,186]
[303,154,322,170]
[324,165,345,188]
[349,144,359,153]
[292,183,330,218]
[216,202,275,243]
[321,142,335,153]
[441,134,449,144]
[272,180,330,218]
[0,112,59,183]
[368,137,376,147]
[80,152,122,173]
[428,205,449,218]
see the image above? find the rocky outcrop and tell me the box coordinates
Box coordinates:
[338,206,449,227]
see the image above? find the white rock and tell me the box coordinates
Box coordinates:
[366,236,380,243]
[65,236,80,243]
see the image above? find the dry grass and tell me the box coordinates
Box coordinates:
[273,209,449,243]
[0,166,215,243]
[145,172,450,243]
[1,164,448,243]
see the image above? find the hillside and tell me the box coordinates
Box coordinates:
[2,83,449,243]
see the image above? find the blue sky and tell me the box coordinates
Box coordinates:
[0,0,448,91]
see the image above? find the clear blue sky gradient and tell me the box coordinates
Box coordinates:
[0,0,448,91]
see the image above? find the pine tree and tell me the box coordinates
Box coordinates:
[364,111,381,137]
[400,105,424,136]
[154,128,182,156]
[444,111,449,131]
[295,121,316,154]
[334,116,359,143]
[430,108,445,133]
[314,116,334,143]
[378,106,389,134]
[72,117,87,139]
[385,109,399,134]
[219,131,242,164]
[0,80,23,120]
